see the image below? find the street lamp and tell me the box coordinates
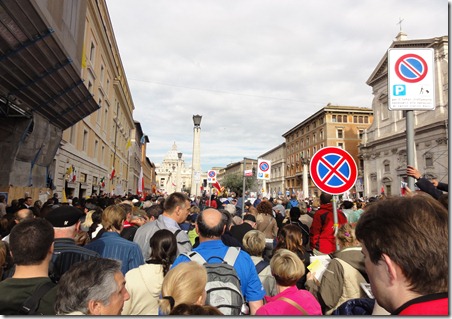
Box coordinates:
[191,115,202,196]
[301,156,310,199]
[177,152,182,192]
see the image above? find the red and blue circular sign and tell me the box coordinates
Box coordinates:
[395,53,428,83]
[310,147,357,195]
[208,170,216,178]
[259,161,270,172]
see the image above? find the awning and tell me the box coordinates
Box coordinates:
[0,0,99,130]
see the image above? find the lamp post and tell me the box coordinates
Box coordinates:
[176,152,182,192]
[191,115,202,197]
[171,163,176,193]
[301,156,310,199]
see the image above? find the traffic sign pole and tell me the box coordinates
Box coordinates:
[332,195,339,251]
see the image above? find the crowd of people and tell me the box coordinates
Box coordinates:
[0,165,448,315]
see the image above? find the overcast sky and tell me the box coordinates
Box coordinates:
[105,0,448,172]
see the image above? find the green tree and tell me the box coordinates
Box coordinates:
[222,173,256,196]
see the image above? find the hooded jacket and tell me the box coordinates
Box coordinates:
[306,246,368,314]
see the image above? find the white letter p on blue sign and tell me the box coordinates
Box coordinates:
[393,84,406,96]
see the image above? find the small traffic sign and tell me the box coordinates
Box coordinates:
[207,170,217,183]
[388,48,435,110]
[257,159,271,180]
[310,147,357,195]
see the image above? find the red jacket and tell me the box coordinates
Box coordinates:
[393,293,448,315]
[309,203,347,254]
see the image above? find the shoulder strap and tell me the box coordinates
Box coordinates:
[223,246,240,266]
[19,281,55,315]
[182,251,206,265]
[277,296,308,315]
[255,259,269,274]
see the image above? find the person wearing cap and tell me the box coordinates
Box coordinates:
[45,206,100,283]
[230,213,257,244]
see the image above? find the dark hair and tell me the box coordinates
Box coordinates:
[163,192,189,214]
[10,218,54,265]
[145,203,163,219]
[289,207,301,221]
[342,200,354,209]
[320,192,332,205]
[274,224,305,260]
[148,229,177,276]
[356,195,448,294]
[196,209,226,238]
[256,201,273,215]
[219,209,232,228]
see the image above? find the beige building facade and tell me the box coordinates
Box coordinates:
[283,105,373,198]
[53,0,137,198]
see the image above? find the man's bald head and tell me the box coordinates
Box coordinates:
[196,208,226,240]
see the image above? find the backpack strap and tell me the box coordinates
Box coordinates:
[255,259,269,274]
[223,246,240,266]
[19,281,55,315]
[182,251,207,265]
[277,296,308,315]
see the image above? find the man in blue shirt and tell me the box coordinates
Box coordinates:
[85,205,144,274]
[172,208,265,315]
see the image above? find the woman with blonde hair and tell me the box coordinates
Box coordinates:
[305,223,367,314]
[159,261,208,315]
[256,249,321,315]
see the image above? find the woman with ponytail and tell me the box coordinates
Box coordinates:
[121,229,177,315]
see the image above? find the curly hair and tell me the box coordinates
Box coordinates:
[256,200,273,215]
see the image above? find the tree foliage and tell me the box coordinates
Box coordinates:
[222,173,256,196]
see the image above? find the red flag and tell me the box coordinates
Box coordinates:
[380,185,385,194]
[401,181,407,196]
[109,167,115,180]
[212,180,221,192]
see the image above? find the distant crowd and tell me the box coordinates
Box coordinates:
[0,165,448,315]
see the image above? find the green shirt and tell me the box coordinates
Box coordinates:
[0,277,57,315]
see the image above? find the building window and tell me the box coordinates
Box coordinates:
[337,129,344,139]
[69,126,75,144]
[358,116,363,123]
[100,64,105,84]
[332,115,337,122]
[384,160,390,173]
[337,142,344,149]
[358,129,364,139]
[82,130,88,152]
[79,173,87,183]
[320,129,324,140]
[306,138,309,146]
[425,153,434,167]
[343,115,347,123]
[364,116,369,123]
[353,115,357,123]
[89,41,96,64]
[94,140,99,158]
[101,146,105,164]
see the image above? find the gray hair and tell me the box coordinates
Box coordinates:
[55,258,121,315]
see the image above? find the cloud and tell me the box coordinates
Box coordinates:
[106,0,448,171]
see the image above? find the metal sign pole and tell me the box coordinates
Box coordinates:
[406,110,416,190]
[333,195,339,251]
